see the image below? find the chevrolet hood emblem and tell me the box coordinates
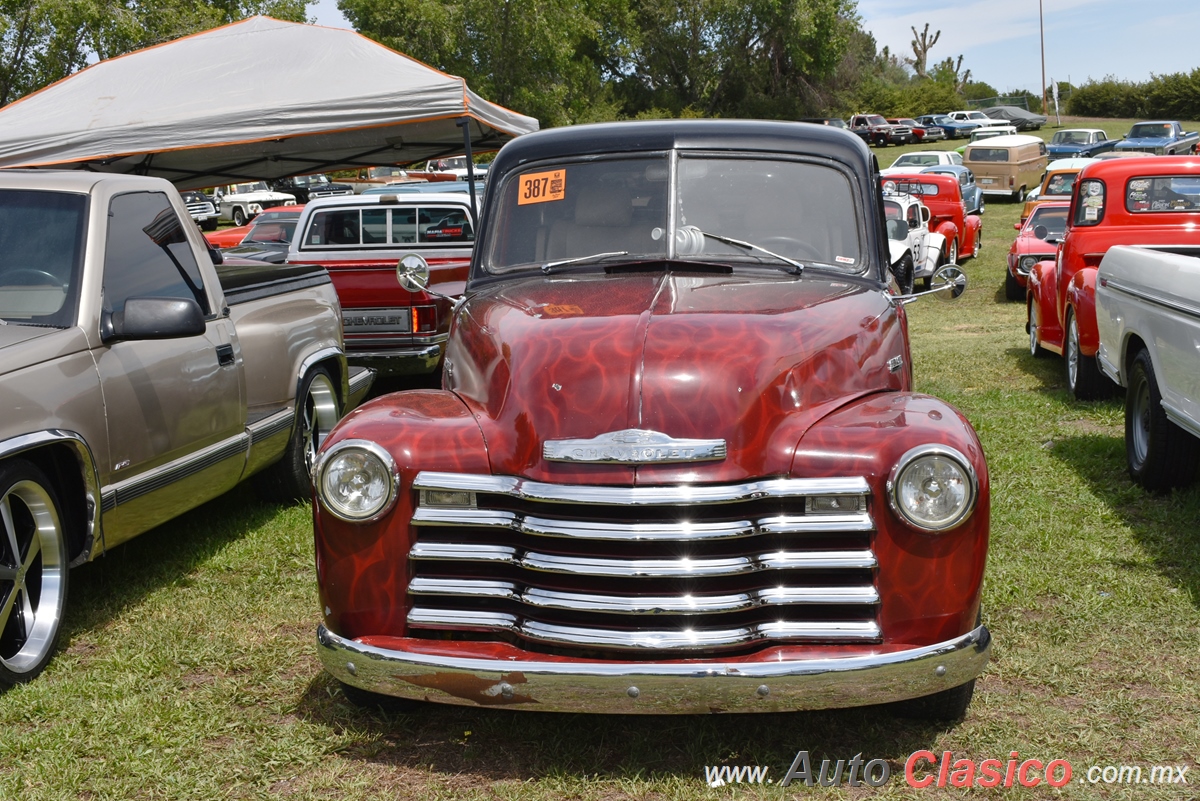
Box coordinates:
[543,429,727,464]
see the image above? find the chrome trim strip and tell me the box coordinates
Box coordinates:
[405,610,882,649]
[246,408,294,445]
[347,345,442,360]
[104,433,250,507]
[1106,277,1200,321]
[543,428,727,464]
[412,507,765,541]
[318,624,992,713]
[347,367,376,393]
[1163,402,1200,441]
[0,430,103,565]
[408,543,876,576]
[406,578,879,613]
[412,472,871,506]
[757,513,874,534]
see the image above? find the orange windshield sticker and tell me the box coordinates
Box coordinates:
[518,170,565,205]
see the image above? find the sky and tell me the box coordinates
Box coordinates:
[310,0,1198,97]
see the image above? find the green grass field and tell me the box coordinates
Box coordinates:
[2,122,1198,800]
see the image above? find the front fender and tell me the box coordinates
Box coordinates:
[923,232,947,274]
[313,391,491,640]
[791,392,988,646]
[964,214,982,252]
[1067,267,1099,356]
[1028,258,1061,349]
[933,221,958,251]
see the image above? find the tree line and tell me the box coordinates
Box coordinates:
[2,0,1041,126]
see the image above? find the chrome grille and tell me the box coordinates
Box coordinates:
[406,472,881,656]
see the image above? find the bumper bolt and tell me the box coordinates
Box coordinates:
[757,685,770,697]
[498,682,514,699]
[627,686,640,699]
[346,662,357,676]
[935,665,947,677]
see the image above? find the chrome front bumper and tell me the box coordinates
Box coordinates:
[317,624,991,714]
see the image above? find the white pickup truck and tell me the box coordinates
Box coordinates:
[1095,245,1200,489]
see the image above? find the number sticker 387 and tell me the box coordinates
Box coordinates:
[518,169,566,205]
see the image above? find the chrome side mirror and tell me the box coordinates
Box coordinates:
[930,265,967,301]
[396,254,430,292]
[893,264,968,305]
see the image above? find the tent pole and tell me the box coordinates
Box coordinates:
[457,117,479,229]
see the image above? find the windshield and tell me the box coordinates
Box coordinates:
[486,155,863,275]
[1128,123,1173,139]
[1027,206,1068,237]
[1043,172,1078,197]
[1052,131,1092,145]
[293,174,330,187]
[244,220,297,244]
[368,166,409,179]
[931,116,954,125]
[0,190,87,327]
[231,182,269,194]
[893,154,941,168]
[966,111,989,121]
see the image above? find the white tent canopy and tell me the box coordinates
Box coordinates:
[0,16,538,189]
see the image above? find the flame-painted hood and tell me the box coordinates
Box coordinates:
[445,271,909,484]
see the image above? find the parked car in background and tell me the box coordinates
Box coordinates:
[1021,158,1097,223]
[1006,201,1068,300]
[1027,157,1200,399]
[921,164,985,215]
[948,110,993,126]
[220,214,301,264]
[888,118,945,142]
[1047,129,1118,159]
[964,134,1047,202]
[426,156,489,179]
[1113,121,1199,156]
[886,172,983,272]
[270,173,354,204]
[880,150,962,176]
[287,192,475,377]
[312,119,991,721]
[204,205,303,248]
[215,181,296,226]
[882,184,945,294]
[0,171,370,686]
[849,114,914,146]
[915,114,978,139]
[953,125,1019,155]
[361,182,484,199]
[342,166,458,193]
[981,105,1046,131]
[799,117,850,130]
[180,190,220,231]
[1096,245,1200,489]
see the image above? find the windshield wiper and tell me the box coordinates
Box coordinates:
[541,251,629,274]
[693,229,804,274]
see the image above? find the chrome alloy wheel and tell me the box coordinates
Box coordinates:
[1129,374,1152,469]
[0,474,66,678]
[301,372,340,478]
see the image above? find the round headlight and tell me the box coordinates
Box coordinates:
[317,440,398,522]
[1019,255,1038,274]
[888,445,977,532]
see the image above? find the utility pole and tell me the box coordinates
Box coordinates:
[1040,0,1048,113]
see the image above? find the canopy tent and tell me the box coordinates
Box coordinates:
[0,16,538,189]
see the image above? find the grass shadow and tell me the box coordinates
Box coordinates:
[1049,432,1200,606]
[1003,344,1069,395]
[295,670,952,783]
[59,484,289,650]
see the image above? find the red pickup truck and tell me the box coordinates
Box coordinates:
[1027,157,1200,399]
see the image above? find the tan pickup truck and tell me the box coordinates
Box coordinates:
[0,171,372,685]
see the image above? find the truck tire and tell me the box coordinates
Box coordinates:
[232,207,247,227]
[255,367,340,502]
[201,218,218,231]
[1125,348,1199,490]
[1064,309,1112,400]
[892,253,914,295]
[0,459,69,687]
